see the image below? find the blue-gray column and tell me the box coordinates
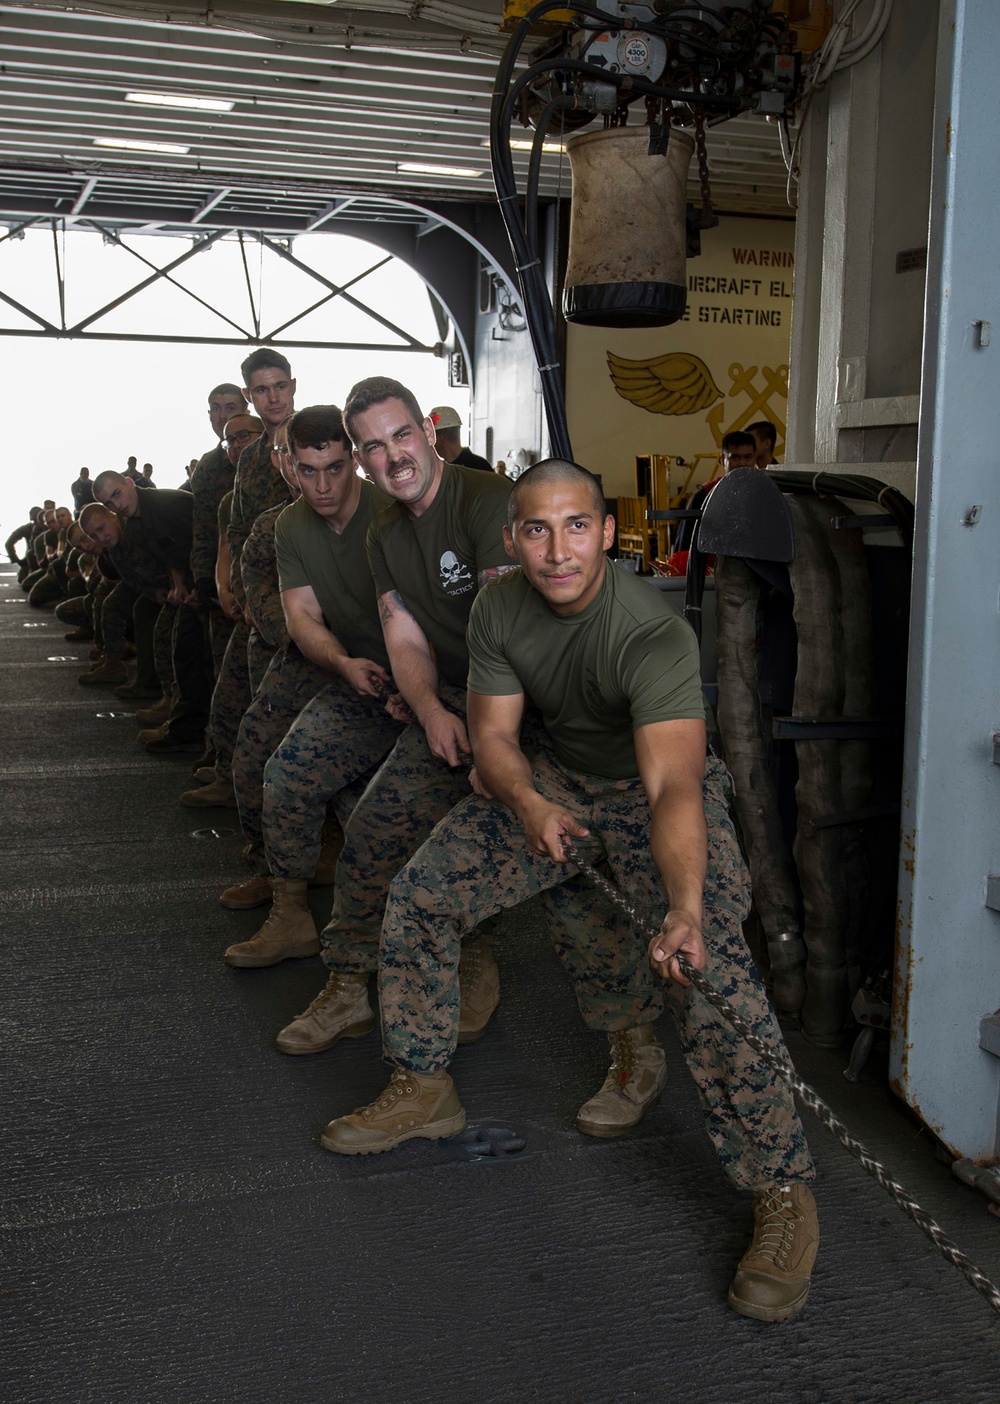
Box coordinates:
[892,0,1000,1160]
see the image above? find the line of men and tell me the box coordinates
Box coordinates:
[16,360,819,1322]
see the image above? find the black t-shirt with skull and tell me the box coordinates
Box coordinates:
[366,458,512,687]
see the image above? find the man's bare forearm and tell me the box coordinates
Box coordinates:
[388,639,445,724]
[288,613,350,676]
[649,784,708,920]
[379,590,444,724]
[473,732,539,816]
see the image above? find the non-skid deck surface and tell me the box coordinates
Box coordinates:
[1,564,997,1403]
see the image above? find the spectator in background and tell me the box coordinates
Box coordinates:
[125,456,154,491]
[747,420,778,469]
[665,430,759,575]
[6,508,42,564]
[428,406,493,474]
[142,463,156,486]
[71,468,95,514]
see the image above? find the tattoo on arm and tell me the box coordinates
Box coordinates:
[478,563,518,588]
[378,589,415,626]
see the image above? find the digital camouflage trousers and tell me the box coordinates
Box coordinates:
[376,752,815,1191]
[262,677,404,881]
[317,682,480,971]
[232,645,333,869]
[209,618,251,784]
[247,629,276,696]
[150,601,175,696]
[54,594,88,626]
[100,580,137,656]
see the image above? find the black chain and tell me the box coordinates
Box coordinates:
[693,108,718,230]
[566,845,1000,1317]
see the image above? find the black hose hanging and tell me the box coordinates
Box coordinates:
[488,0,745,462]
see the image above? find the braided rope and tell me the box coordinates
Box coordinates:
[366,679,999,1311]
[567,848,1000,1317]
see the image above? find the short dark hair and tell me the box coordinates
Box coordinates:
[721,430,757,454]
[746,419,777,447]
[507,458,605,531]
[241,348,292,385]
[287,405,352,456]
[209,382,244,401]
[79,503,112,530]
[93,470,127,498]
[343,377,424,445]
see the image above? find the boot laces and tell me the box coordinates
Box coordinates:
[609,1029,637,1090]
[300,973,355,1018]
[362,1068,415,1118]
[752,1188,799,1266]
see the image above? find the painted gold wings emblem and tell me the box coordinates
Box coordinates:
[607,351,723,416]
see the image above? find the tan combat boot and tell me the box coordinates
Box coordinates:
[78,653,128,685]
[134,696,172,726]
[138,721,169,744]
[275,972,374,1054]
[457,932,501,1044]
[223,879,320,968]
[728,1182,819,1322]
[575,1024,667,1138]
[320,1067,466,1155]
[179,777,238,808]
[219,873,273,909]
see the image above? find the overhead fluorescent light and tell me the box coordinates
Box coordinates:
[398,161,482,179]
[94,137,191,155]
[125,91,235,113]
[483,137,567,154]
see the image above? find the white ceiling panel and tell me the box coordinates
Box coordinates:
[0,3,796,232]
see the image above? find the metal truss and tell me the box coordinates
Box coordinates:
[0,216,439,353]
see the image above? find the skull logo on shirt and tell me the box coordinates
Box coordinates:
[439,550,473,593]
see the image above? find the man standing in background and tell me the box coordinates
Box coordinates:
[428,406,492,474]
[71,468,94,515]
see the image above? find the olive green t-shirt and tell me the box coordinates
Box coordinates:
[366,460,512,687]
[467,561,706,780]
[275,482,391,670]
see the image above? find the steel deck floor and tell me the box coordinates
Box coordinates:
[1,563,997,1404]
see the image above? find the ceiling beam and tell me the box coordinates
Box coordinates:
[191,189,231,224]
[70,176,98,215]
[5,0,502,49]
[305,197,357,232]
